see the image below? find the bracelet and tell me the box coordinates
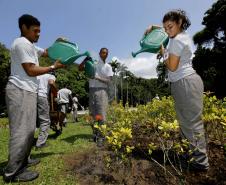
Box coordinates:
[163,49,169,61]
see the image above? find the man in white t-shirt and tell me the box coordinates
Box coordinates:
[79,48,113,146]
[3,14,64,183]
[36,73,56,148]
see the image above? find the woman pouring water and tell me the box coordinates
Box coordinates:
[145,9,209,172]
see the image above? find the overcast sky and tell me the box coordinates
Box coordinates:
[0,0,215,78]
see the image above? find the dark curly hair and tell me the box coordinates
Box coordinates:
[162,9,191,31]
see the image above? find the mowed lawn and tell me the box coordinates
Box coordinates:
[0,116,94,185]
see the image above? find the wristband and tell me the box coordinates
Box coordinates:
[163,49,169,61]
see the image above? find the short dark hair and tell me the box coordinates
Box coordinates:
[162,9,191,31]
[99,47,108,53]
[18,14,40,31]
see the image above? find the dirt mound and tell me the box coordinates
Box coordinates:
[64,142,226,185]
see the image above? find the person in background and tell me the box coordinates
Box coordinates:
[154,94,160,100]
[57,86,73,126]
[3,14,64,183]
[36,72,57,148]
[145,9,209,172]
[71,94,84,123]
[79,48,113,147]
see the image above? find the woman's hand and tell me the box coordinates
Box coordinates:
[54,60,65,69]
[144,25,162,35]
[156,45,165,60]
[144,25,153,35]
[55,37,68,42]
[160,45,165,56]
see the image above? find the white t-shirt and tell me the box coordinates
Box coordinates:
[9,37,44,92]
[37,74,56,98]
[57,88,72,104]
[167,32,195,82]
[89,58,113,88]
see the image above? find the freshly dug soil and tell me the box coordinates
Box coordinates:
[64,142,226,185]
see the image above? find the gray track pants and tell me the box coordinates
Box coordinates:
[36,96,50,147]
[171,73,209,168]
[72,108,78,122]
[4,82,37,177]
[89,87,108,123]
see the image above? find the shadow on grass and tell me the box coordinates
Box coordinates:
[31,152,64,159]
[48,132,62,139]
[0,161,7,176]
[62,134,93,144]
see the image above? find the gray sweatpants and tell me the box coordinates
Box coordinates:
[89,88,108,123]
[171,73,209,168]
[72,108,78,122]
[4,82,37,177]
[36,96,50,147]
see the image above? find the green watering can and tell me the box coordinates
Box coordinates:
[132,28,169,57]
[84,57,96,79]
[48,40,90,65]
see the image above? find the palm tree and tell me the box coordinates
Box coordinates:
[109,58,129,102]
[109,57,121,101]
[109,57,120,75]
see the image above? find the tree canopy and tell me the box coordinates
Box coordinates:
[193,0,226,98]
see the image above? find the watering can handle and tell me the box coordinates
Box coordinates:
[55,39,78,48]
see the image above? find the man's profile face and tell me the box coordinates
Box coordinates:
[99,49,108,62]
[22,24,40,43]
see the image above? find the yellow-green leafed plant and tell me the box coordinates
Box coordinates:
[100,95,225,164]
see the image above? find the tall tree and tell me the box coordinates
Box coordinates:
[0,43,10,113]
[193,0,226,98]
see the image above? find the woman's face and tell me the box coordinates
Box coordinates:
[163,20,182,38]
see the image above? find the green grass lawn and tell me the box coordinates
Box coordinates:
[0,116,94,185]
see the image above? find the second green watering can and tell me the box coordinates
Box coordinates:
[84,59,96,79]
[48,40,90,65]
[132,28,169,57]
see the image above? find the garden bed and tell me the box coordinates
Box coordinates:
[65,141,226,185]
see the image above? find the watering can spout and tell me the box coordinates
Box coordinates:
[132,49,146,58]
[76,51,90,58]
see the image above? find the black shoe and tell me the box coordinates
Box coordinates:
[56,130,62,136]
[27,158,40,167]
[188,163,209,173]
[97,137,104,147]
[177,157,209,173]
[3,169,39,183]
[93,134,97,142]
